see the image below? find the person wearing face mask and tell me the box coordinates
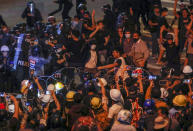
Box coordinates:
[71,15,82,33]
[129,32,149,67]
[123,30,134,65]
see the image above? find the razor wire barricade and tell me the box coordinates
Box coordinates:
[35,65,152,91]
[0,65,188,99]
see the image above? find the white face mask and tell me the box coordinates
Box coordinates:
[125,34,131,39]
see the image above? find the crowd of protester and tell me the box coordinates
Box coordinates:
[0,0,193,130]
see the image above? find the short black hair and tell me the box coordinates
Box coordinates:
[113,47,123,55]
[161,7,168,12]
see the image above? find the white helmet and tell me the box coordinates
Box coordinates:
[117,109,132,122]
[97,78,107,87]
[40,94,54,103]
[183,65,192,74]
[0,45,9,52]
[110,89,124,103]
[47,84,55,91]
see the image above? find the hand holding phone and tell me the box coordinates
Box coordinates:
[183,79,190,84]
[149,75,157,80]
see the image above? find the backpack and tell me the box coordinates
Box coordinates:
[129,98,143,128]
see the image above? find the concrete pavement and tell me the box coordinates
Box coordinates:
[0,0,189,75]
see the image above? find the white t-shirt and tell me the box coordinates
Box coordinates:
[85,50,97,68]
[114,57,128,80]
[108,103,123,120]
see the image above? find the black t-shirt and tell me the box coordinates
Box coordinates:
[95,30,108,51]
[82,19,93,38]
[149,14,161,33]
[125,15,136,33]
[160,16,169,39]
[163,42,180,65]
[103,11,116,31]
[178,16,190,34]
[67,38,82,62]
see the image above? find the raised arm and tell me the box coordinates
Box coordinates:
[89,25,99,38]
[174,0,179,18]
[34,77,43,91]
[97,63,118,70]
[145,80,154,100]
[91,9,96,27]
[138,75,144,94]
[98,78,108,111]
[174,28,179,46]
[10,95,19,119]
